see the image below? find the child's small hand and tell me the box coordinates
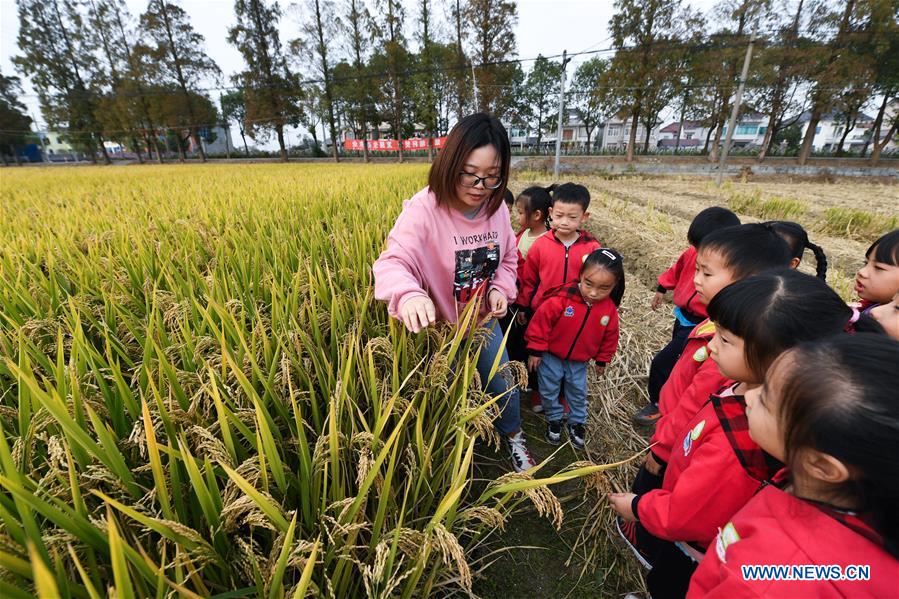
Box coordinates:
[650,291,665,311]
[644,452,662,476]
[488,288,508,318]
[515,311,529,326]
[527,355,542,372]
[608,492,637,522]
[594,364,606,377]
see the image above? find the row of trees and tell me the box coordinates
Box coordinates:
[555,0,898,164]
[5,0,519,164]
[4,0,897,165]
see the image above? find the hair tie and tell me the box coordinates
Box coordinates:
[600,249,617,261]
[849,307,860,325]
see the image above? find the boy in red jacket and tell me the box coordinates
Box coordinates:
[516,183,601,314]
[525,249,623,449]
[635,207,740,426]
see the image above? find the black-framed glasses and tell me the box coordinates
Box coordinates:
[458,171,503,190]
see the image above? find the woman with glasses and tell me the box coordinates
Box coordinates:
[373,112,536,472]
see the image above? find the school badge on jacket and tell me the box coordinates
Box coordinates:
[715,522,741,564]
[564,306,575,317]
[682,419,706,456]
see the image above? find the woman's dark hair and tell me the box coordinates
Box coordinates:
[428,113,511,217]
[865,229,899,267]
[775,333,899,558]
[706,269,882,382]
[699,223,792,279]
[687,207,741,247]
[581,248,625,306]
[517,185,554,228]
[766,220,828,280]
[551,182,591,211]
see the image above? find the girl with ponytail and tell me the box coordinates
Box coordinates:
[688,333,899,597]
[766,220,828,280]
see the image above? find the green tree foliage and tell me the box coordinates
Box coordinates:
[0,72,33,165]
[570,58,612,153]
[229,0,300,161]
[465,0,518,118]
[140,0,220,162]
[524,55,563,148]
[291,0,340,161]
[221,89,251,156]
[15,0,109,163]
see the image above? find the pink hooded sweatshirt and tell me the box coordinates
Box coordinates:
[373,186,519,324]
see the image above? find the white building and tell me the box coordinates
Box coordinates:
[794,110,875,153]
[718,112,769,148]
[657,121,709,151]
[598,114,660,152]
[34,129,81,161]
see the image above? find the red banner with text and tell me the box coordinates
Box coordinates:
[343,137,447,152]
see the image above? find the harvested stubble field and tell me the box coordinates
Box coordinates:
[0,164,890,598]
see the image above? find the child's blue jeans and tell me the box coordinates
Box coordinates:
[537,352,588,424]
[478,319,521,436]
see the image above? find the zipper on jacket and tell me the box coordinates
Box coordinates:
[565,304,591,360]
[562,247,570,284]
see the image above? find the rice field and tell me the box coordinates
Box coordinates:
[0,164,890,598]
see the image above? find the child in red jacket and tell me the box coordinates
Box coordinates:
[516,183,601,314]
[636,207,740,426]
[525,248,623,450]
[634,224,792,498]
[516,183,602,414]
[609,270,871,599]
[689,333,899,598]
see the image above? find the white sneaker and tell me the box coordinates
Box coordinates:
[506,431,536,472]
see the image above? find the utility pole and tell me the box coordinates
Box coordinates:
[553,49,570,180]
[716,33,756,186]
[471,61,479,111]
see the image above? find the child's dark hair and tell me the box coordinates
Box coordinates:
[687,207,741,247]
[503,189,514,206]
[517,185,554,228]
[766,220,828,280]
[581,248,625,306]
[551,182,590,212]
[775,333,899,558]
[706,269,882,382]
[699,223,792,279]
[865,229,899,266]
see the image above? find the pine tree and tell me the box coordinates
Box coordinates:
[140,0,220,162]
[524,55,563,149]
[229,0,300,162]
[465,0,518,117]
[0,73,33,165]
[15,0,110,163]
[292,0,340,161]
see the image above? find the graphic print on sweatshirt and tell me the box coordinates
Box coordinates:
[453,242,500,303]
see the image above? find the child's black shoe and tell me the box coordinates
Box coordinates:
[567,422,586,450]
[545,420,563,445]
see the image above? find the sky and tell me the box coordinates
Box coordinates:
[1,0,719,150]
